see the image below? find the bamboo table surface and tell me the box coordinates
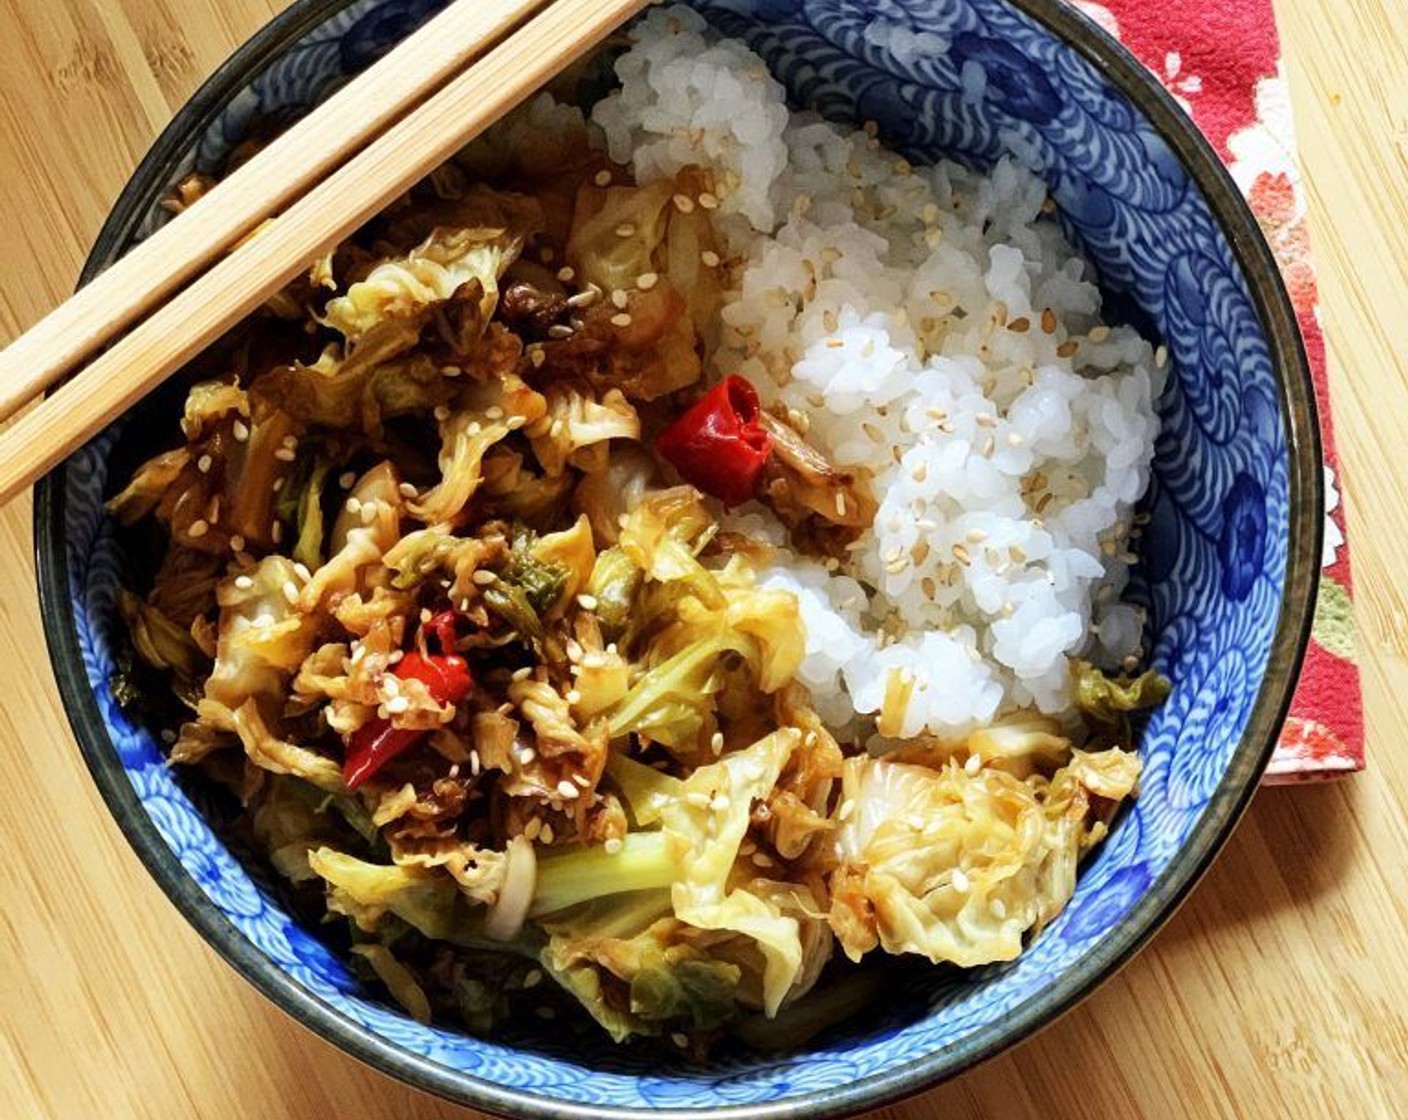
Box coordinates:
[1,1,1406,1117]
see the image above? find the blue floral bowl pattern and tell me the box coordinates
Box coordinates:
[35,0,1320,1116]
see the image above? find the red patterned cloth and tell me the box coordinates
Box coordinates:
[1075,0,1363,782]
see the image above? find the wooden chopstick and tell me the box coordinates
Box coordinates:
[0,0,649,506]
[0,0,555,427]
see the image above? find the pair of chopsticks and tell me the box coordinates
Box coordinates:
[0,0,650,506]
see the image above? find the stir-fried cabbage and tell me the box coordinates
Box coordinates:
[323,225,525,346]
[829,748,1140,966]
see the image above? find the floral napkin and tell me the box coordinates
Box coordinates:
[1075,0,1364,781]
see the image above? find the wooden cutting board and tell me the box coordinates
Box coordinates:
[1,1,1405,1117]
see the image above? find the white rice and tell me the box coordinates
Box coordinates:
[592,7,1165,739]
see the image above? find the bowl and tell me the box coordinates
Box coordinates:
[35,0,1321,1115]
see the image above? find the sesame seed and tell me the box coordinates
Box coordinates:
[517,746,536,765]
[524,969,543,989]
[566,287,599,309]
[270,522,283,543]
[511,666,532,682]
[1089,324,1111,342]
[952,868,971,893]
[609,288,630,310]
[234,575,254,590]
[965,753,983,775]
[565,639,584,662]
[433,405,451,422]
[700,249,720,267]
[1040,308,1057,334]
[614,223,636,238]
[685,791,711,809]
[229,535,246,552]
[338,471,356,489]
[187,519,209,539]
[160,728,177,744]
[485,406,504,420]
[523,817,543,841]
[603,837,623,855]
[951,543,971,565]
[593,169,613,187]
[834,491,847,517]
[196,454,212,474]
[670,1032,689,1049]
[710,731,724,756]
[397,482,417,498]
[506,415,527,430]
[752,852,774,868]
[274,447,296,462]
[1154,344,1169,367]
[697,191,719,210]
[556,780,580,800]
[576,593,598,610]
[232,419,249,442]
[281,580,299,605]
[472,569,496,586]
[539,823,555,844]
[635,271,659,291]
[359,503,377,525]
[556,266,575,282]
[547,324,574,339]
[610,312,633,328]
[1057,340,1079,358]
[990,898,1007,920]
[672,193,695,213]
[441,364,463,377]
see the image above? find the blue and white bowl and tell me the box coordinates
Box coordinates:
[35,0,1321,1115]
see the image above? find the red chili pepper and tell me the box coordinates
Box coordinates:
[654,375,775,507]
[424,608,463,654]
[342,651,474,790]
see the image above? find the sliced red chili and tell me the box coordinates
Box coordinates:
[654,375,775,507]
[424,608,465,655]
[342,650,474,790]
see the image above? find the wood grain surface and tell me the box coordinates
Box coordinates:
[1,1,1405,1117]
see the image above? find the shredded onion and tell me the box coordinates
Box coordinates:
[484,834,537,941]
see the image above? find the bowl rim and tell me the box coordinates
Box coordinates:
[33,0,1323,1117]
